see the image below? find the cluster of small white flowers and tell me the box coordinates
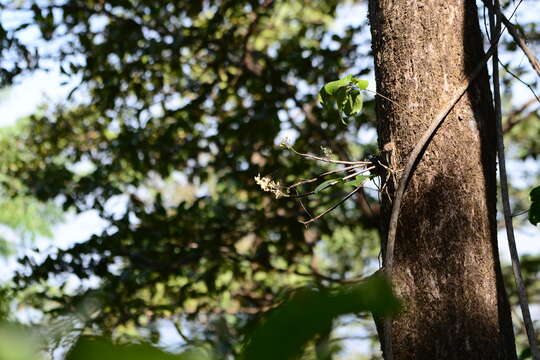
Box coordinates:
[279,137,291,149]
[320,146,333,158]
[254,174,288,199]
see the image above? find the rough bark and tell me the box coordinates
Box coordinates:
[367,1,517,359]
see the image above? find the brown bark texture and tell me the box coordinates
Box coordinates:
[368,1,517,359]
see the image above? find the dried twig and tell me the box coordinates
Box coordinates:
[300,186,363,226]
[288,164,365,189]
[287,166,373,199]
[498,60,540,105]
[285,145,371,165]
[503,97,538,133]
[292,187,313,219]
[483,0,540,78]
[342,167,375,181]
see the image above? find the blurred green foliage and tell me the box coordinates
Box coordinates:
[1,1,384,357]
[242,274,397,360]
[66,336,213,360]
[0,120,63,256]
[0,274,397,360]
[0,324,45,360]
[528,186,540,226]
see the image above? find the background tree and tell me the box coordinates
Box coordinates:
[2,1,384,357]
[0,99,63,256]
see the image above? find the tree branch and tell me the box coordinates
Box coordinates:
[300,186,363,226]
[287,164,365,190]
[292,95,381,221]
[483,0,540,78]
[503,97,537,133]
[489,2,540,358]
[285,145,371,165]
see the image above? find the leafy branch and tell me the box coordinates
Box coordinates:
[255,75,376,225]
[529,186,540,226]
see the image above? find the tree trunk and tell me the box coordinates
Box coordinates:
[368,1,517,359]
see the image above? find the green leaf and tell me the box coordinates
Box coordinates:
[352,78,369,90]
[0,325,44,360]
[314,179,341,193]
[529,186,540,226]
[319,76,368,123]
[529,202,540,226]
[519,347,532,360]
[319,88,331,108]
[345,175,370,187]
[342,88,362,117]
[334,87,350,124]
[241,274,399,360]
[67,336,210,360]
[322,75,352,96]
[530,186,540,203]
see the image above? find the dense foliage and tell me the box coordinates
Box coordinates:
[1,0,385,358]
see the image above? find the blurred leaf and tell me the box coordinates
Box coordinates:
[529,186,540,226]
[519,347,532,360]
[352,78,369,90]
[529,202,540,226]
[531,186,540,203]
[0,324,44,360]
[241,274,398,360]
[67,336,212,360]
[345,175,370,187]
[314,179,341,193]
